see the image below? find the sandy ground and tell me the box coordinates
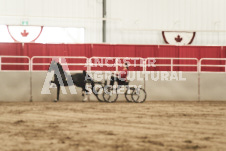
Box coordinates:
[0,101,226,151]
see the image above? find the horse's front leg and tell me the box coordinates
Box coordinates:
[82,84,90,102]
[50,80,57,88]
[82,90,88,102]
[54,85,60,102]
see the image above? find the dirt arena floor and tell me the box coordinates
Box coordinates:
[0,101,226,151]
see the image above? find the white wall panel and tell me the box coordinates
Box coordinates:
[107,0,226,45]
[1,71,226,102]
[0,0,102,43]
[3,0,25,16]
[0,72,30,102]
[0,0,226,44]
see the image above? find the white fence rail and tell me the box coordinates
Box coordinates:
[145,57,199,72]
[1,55,225,73]
[89,57,145,71]
[1,55,226,101]
[31,56,88,71]
[200,58,226,72]
[0,56,30,71]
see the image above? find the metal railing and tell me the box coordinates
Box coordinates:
[1,55,226,102]
[89,57,145,71]
[200,58,226,72]
[0,56,30,71]
[145,57,199,72]
[31,56,88,71]
[1,56,226,73]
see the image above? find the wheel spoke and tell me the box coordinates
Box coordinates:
[125,88,134,102]
[95,86,105,102]
[132,88,146,103]
[103,86,118,103]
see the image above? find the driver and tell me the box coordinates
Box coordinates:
[110,62,129,86]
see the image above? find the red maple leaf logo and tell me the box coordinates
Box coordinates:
[21,30,29,37]
[175,35,183,42]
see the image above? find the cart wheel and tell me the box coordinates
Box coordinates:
[103,87,118,103]
[125,87,134,102]
[132,88,147,103]
[94,86,105,102]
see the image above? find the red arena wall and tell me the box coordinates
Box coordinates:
[0,43,226,71]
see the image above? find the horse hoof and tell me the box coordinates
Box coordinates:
[53,99,58,102]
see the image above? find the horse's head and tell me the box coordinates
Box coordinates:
[48,60,64,73]
[48,60,57,72]
[48,60,67,84]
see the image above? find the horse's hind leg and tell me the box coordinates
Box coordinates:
[54,85,60,102]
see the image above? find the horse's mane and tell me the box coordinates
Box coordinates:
[56,62,64,73]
